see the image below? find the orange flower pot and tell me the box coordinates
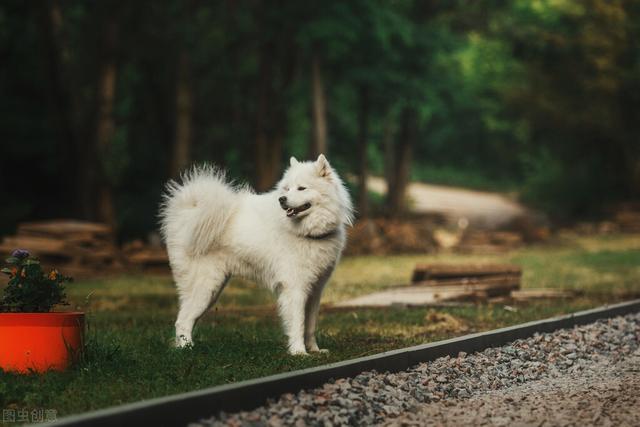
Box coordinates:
[0,312,84,373]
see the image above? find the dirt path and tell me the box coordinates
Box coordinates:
[367,177,527,229]
[390,348,640,427]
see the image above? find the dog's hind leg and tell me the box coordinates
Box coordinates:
[277,285,310,355]
[175,262,228,348]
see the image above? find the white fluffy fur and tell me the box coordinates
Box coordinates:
[159,154,353,355]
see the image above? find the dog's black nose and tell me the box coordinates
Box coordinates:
[278,196,287,204]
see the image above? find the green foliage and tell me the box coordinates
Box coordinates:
[495,0,640,216]
[0,250,71,313]
[1,0,638,235]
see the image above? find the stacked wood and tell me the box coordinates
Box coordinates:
[122,240,170,274]
[0,220,120,277]
[337,263,577,308]
[613,203,640,232]
[336,263,577,308]
[457,231,523,253]
[411,263,522,301]
[412,263,522,282]
[345,217,440,255]
[505,215,551,243]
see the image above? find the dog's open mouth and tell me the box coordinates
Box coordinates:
[285,203,311,217]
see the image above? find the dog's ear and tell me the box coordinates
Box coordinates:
[315,154,331,178]
[290,156,299,167]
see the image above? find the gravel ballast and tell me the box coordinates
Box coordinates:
[189,312,640,426]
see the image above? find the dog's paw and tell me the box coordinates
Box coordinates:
[288,347,309,356]
[174,335,194,349]
[309,347,329,354]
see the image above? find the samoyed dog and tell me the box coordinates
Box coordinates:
[159,154,353,355]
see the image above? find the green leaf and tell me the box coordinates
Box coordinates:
[5,257,19,264]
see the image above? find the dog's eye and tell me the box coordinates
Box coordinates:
[283,186,289,191]
[297,186,306,191]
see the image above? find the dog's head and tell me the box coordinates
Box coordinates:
[276,154,354,237]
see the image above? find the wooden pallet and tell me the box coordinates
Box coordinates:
[409,263,523,301]
[412,263,522,282]
[122,240,170,274]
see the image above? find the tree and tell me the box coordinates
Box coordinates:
[39,0,81,214]
[386,107,417,217]
[496,0,640,215]
[309,52,328,158]
[93,10,118,228]
[170,51,193,177]
[253,3,298,191]
[356,85,370,217]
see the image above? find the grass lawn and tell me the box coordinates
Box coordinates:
[1,233,639,420]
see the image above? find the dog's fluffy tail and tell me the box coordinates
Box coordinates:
[159,165,240,256]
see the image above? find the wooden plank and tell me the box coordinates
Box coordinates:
[337,279,520,308]
[0,236,71,257]
[413,274,521,292]
[58,233,112,246]
[511,289,575,301]
[412,263,522,282]
[128,250,169,265]
[416,281,519,298]
[84,247,118,260]
[335,288,473,307]
[18,220,112,239]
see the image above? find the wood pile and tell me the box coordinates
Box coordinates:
[337,263,575,308]
[0,220,120,277]
[122,240,170,274]
[613,203,640,233]
[345,218,439,255]
[457,231,523,253]
[411,263,522,301]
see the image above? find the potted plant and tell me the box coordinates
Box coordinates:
[0,249,84,373]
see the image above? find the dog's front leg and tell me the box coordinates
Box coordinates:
[304,281,327,353]
[277,285,309,355]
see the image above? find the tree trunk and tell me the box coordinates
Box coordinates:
[94,16,118,229]
[383,111,396,208]
[356,85,370,218]
[386,107,417,218]
[253,4,296,192]
[39,0,93,218]
[309,53,328,158]
[255,41,277,192]
[171,51,193,177]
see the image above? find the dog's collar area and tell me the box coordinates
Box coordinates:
[305,229,338,240]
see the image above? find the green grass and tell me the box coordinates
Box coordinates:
[1,234,639,420]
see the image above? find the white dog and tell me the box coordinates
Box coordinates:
[159,154,353,355]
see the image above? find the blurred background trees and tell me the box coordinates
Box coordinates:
[1,0,638,239]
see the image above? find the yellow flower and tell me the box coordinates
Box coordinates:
[49,270,58,280]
